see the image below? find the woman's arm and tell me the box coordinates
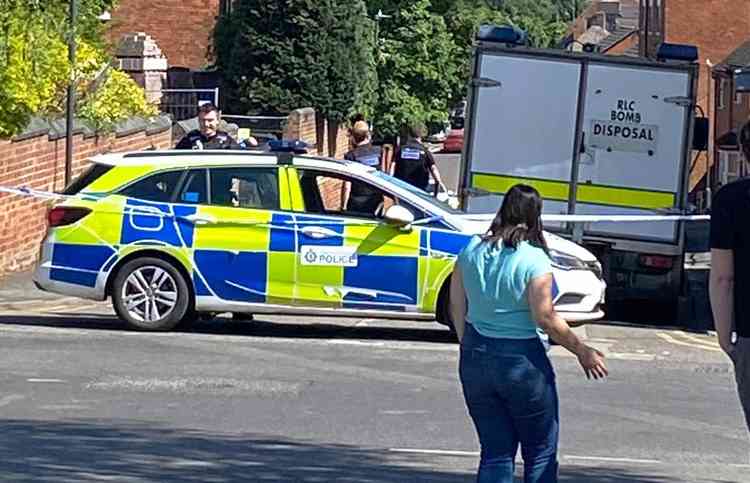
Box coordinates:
[449,265,467,342]
[528,273,608,379]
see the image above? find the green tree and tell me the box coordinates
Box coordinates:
[366,0,459,138]
[214,0,376,125]
[427,0,568,106]
[0,0,157,137]
[498,0,568,48]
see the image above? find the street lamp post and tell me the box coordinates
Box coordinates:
[65,0,77,187]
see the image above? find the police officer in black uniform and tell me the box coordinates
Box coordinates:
[342,120,385,215]
[390,124,447,194]
[175,103,241,150]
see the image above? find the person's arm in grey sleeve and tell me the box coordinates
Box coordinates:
[710,190,736,356]
[710,249,735,356]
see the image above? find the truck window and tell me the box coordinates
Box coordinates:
[62,163,114,195]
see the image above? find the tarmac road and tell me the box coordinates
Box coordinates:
[0,279,746,482]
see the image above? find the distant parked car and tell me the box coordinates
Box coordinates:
[442,128,464,153]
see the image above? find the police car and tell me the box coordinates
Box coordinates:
[33,148,606,331]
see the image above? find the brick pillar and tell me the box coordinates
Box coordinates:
[116,32,168,104]
[284,108,319,154]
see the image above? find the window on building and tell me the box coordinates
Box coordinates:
[719,150,743,185]
[719,78,727,110]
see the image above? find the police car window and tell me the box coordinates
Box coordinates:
[119,170,184,203]
[297,170,420,221]
[373,170,462,214]
[63,163,113,195]
[209,167,279,210]
[178,169,208,205]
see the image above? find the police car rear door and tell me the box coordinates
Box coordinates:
[575,60,695,243]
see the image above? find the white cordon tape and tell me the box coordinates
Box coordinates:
[541,214,710,223]
[0,186,68,200]
[0,185,712,223]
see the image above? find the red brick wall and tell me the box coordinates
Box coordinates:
[664,0,750,189]
[0,128,172,276]
[284,108,350,159]
[107,0,221,69]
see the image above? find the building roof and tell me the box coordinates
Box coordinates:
[716,39,750,69]
[599,26,637,52]
[589,0,639,53]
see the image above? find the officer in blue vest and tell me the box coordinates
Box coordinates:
[390,124,447,194]
[341,120,386,215]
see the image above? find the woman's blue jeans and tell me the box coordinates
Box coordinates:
[460,323,559,483]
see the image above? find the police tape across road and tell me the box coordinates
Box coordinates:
[0,185,711,223]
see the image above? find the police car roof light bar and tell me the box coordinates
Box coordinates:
[656,43,698,63]
[268,139,309,154]
[476,24,528,46]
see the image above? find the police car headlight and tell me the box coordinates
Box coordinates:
[587,260,604,280]
[549,250,588,271]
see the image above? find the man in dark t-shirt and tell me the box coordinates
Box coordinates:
[175,103,242,150]
[342,120,385,215]
[710,119,750,434]
[390,124,447,194]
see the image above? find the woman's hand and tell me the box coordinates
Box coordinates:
[576,345,608,380]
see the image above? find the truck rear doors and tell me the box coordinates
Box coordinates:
[461,45,697,248]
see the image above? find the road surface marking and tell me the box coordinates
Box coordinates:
[389,449,665,465]
[0,394,24,408]
[27,378,67,383]
[657,332,722,352]
[676,331,720,348]
[33,304,87,313]
[380,410,430,415]
[564,455,661,464]
[389,448,478,457]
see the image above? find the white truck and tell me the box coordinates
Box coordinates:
[458,31,704,307]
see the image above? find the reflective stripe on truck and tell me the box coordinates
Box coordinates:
[471,173,676,210]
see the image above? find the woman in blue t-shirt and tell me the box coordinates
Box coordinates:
[449,184,608,483]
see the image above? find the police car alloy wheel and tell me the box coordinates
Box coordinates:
[112,257,191,331]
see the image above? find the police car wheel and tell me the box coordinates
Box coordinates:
[112,257,191,331]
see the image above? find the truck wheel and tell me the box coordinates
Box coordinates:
[112,257,191,331]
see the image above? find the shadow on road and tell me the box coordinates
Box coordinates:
[0,312,458,344]
[0,418,714,483]
[1,418,470,482]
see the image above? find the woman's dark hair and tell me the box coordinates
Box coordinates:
[482,184,548,253]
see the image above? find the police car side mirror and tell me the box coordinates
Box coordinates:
[383,205,415,228]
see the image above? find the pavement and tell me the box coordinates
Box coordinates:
[0,269,62,304]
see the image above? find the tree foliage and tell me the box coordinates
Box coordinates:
[0,0,156,137]
[214,0,376,123]
[365,0,459,138]
[364,0,568,135]
[214,0,574,139]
